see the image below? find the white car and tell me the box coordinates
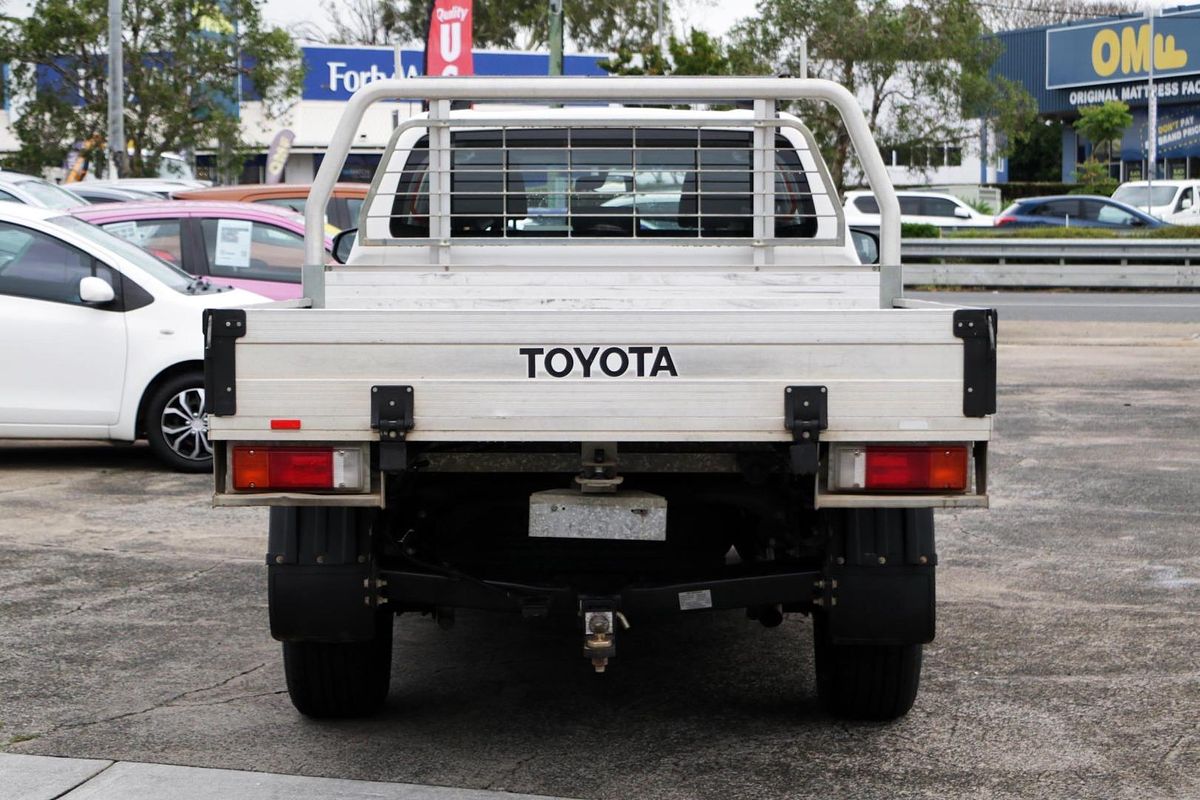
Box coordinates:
[843,190,994,230]
[0,203,267,471]
[0,171,88,210]
[1111,180,1200,225]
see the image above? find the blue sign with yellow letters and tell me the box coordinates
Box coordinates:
[1047,12,1200,89]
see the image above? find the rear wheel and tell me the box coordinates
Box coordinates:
[144,371,212,473]
[282,611,393,718]
[813,612,922,720]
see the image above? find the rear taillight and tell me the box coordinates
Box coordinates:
[831,445,969,492]
[995,215,1017,226]
[230,446,365,492]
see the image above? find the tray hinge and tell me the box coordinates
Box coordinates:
[370,385,414,471]
[202,308,246,416]
[953,309,998,417]
[785,385,828,475]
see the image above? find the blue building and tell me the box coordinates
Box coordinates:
[993,6,1200,182]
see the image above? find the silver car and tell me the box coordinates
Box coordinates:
[0,171,88,209]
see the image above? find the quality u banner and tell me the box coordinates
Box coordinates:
[425,0,475,77]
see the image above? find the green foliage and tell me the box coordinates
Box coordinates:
[965,198,995,215]
[1071,159,1118,196]
[385,0,664,55]
[602,28,732,77]
[950,226,1117,238]
[1073,101,1133,165]
[1008,118,1064,182]
[728,0,1037,189]
[901,222,941,238]
[0,0,303,179]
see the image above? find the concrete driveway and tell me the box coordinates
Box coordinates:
[1,320,1197,800]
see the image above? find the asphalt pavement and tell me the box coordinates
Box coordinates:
[1,317,1198,800]
[909,289,1200,323]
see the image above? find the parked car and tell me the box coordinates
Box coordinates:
[843,190,994,231]
[0,171,88,210]
[173,182,369,230]
[994,195,1170,229]
[74,201,332,300]
[77,178,210,199]
[67,184,162,204]
[0,202,266,471]
[1110,180,1200,224]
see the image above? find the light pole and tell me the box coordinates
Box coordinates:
[1146,2,1158,196]
[106,0,123,179]
[549,0,563,76]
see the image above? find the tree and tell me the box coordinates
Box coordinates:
[382,0,667,54]
[979,0,1137,33]
[1073,100,1133,168]
[0,0,304,179]
[292,0,394,45]
[726,0,1038,190]
[601,28,730,77]
[1008,117,1064,182]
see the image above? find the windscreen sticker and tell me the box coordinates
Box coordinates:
[213,219,253,269]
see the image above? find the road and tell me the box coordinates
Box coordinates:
[1,320,1198,800]
[907,289,1200,323]
[909,290,1200,323]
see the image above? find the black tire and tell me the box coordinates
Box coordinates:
[813,612,922,721]
[144,371,212,473]
[282,612,393,718]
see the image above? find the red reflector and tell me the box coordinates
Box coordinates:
[270,419,302,430]
[232,447,333,490]
[865,446,968,491]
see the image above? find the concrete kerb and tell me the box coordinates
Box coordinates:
[0,754,580,800]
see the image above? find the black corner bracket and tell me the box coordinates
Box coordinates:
[953,308,998,418]
[370,386,415,472]
[203,308,246,416]
[785,385,828,475]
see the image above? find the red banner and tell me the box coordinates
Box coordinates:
[425,0,474,77]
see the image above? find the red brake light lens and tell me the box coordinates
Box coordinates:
[232,447,333,490]
[995,215,1017,226]
[864,446,968,491]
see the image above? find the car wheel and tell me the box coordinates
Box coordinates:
[282,612,393,718]
[145,371,213,473]
[812,612,922,721]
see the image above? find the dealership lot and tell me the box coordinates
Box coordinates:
[0,319,1197,800]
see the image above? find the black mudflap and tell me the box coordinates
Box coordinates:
[267,507,381,642]
[821,508,936,646]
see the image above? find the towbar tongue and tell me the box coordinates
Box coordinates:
[580,600,628,673]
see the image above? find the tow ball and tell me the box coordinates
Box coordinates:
[582,609,629,673]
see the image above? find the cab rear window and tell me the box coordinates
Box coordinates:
[389,128,819,239]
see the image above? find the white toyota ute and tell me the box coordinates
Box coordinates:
[203,77,998,721]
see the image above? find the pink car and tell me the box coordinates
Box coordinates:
[73,201,332,300]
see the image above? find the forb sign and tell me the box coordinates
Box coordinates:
[1047,14,1200,89]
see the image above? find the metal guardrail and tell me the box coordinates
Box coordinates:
[901,238,1200,288]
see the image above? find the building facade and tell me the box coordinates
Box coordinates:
[993,6,1200,182]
